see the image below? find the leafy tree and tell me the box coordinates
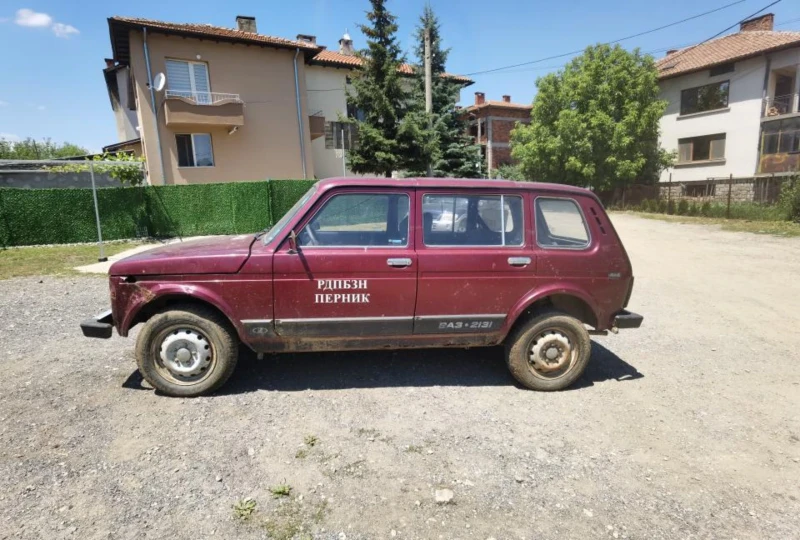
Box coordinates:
[345,0,409,177]
[405,5,482,178]
[49,152,146,186]
[0,137,89,159]
[511,44,673,190]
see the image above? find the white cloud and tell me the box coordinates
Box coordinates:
[13,8,78,38]
[0,133,21,143]
[36,105,45,111]
[52,22,79,38]
[15,8,52,28]
[0,100,8,106]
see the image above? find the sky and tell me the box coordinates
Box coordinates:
[0,0,799,152]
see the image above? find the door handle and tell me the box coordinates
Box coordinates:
[387,258,412,268]
[507,256,531,267]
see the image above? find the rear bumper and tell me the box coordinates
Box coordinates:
[80,309,114,339]
[613,310,643,329]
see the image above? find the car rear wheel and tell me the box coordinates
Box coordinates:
[505,311,591,391]
[135,305,238,397]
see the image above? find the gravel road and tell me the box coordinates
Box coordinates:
[1,214,799,540]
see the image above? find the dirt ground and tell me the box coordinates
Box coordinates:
[1,214,799,540]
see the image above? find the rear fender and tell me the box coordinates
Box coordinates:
[502,284,601,339]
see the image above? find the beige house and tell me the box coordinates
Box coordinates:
[104,15,472,184]
[105,16,320,184]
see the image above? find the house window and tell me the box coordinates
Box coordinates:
[165,59,211,104]
[677,134,726,163]
[709,63,734,77]
[680,81,729,115]
[761,118,800,155]
[176,134,214,167]
[325,121,358,150]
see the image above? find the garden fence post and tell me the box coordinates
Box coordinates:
[89,161,107,262]
[726,174,733,219]
[667,172,672,214]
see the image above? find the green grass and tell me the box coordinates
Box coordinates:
[0,241,145,280]
[619,211,800,237]
[232,498,257,521]
[270,484,292,498]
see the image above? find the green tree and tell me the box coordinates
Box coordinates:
[511,44,673,190]
[405,5,482,178]
[345,0,410,177]
[0,137,89,159]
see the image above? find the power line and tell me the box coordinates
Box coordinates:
[464,0,747,76]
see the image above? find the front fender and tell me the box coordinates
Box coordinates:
[502,283,601,338]
[117,281,244,340]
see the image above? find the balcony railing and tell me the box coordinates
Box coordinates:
[165,90,242,105]
[763,93,799,117]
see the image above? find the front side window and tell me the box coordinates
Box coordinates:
[680,81,729,115]
[422,194,524,246]
[677,133,726,163]
[535,198,590,249]
[299,193,409,247]
[165,59,211,104]
[176,134,214,167]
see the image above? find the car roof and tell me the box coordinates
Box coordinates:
[317,177,596,198]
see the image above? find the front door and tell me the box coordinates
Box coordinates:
[273,188,417,338]
[413,189,535,334]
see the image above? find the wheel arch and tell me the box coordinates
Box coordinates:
[504,288,599,342]
[120,285,244,341]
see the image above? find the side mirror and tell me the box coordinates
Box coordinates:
[288,230,298,254]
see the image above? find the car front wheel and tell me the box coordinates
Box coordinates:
[135,305,239,397]
[505,311,591,391]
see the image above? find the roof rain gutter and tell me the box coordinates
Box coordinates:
[293,48,308,179]
[143,27,168,185]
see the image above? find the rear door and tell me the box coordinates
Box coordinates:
[272,188,417,337]
[413,189,534,334]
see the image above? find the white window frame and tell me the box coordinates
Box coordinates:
[165,59,211,103]
[176,133,215,168]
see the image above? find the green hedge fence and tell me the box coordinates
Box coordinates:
[0,179,317,247]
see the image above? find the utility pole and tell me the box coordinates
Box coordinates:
[424,26,433,177]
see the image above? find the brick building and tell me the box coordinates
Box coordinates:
[462,92,532,177]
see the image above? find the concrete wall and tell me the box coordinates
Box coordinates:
[112,67,140,142]
[129,30,314,185]
[0,172,121,189]
[306,65,350,179]
[658,55,766,183]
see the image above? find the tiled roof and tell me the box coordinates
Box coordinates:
[657,30,800,79]
[311,50,473,85]
[465,100,532,111]
[109,16,321,52]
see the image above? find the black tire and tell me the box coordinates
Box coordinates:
[135,305,239,397]
[505,311,591,391]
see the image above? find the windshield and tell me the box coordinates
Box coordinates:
[262,184,318,245]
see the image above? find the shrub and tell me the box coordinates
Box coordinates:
[677,199,689,215]
[688,202,699,216]
[657,200,667,213]
[667,200,676,215]
[700,202,711,216]
[779,178,800,223]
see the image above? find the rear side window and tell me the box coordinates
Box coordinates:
[534,198,590,249]
[423,194,524,246]
[299,193,409,247]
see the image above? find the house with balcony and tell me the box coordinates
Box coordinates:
[105,16,321,184]
[657,14,800,186]
[104,16,472,184]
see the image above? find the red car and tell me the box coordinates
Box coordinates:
[81,178,642,397]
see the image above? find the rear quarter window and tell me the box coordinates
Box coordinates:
[534,197,590,249]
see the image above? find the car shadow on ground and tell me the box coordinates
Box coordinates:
[122,341,643,395]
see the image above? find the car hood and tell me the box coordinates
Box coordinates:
[109,235,257,276]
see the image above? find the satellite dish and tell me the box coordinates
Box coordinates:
[153,72,166,92]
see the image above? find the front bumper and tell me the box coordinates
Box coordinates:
[613,310,644,329]
[80,309,114,339]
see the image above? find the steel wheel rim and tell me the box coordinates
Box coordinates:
[153,326,217,386]
[526,326,578,380]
